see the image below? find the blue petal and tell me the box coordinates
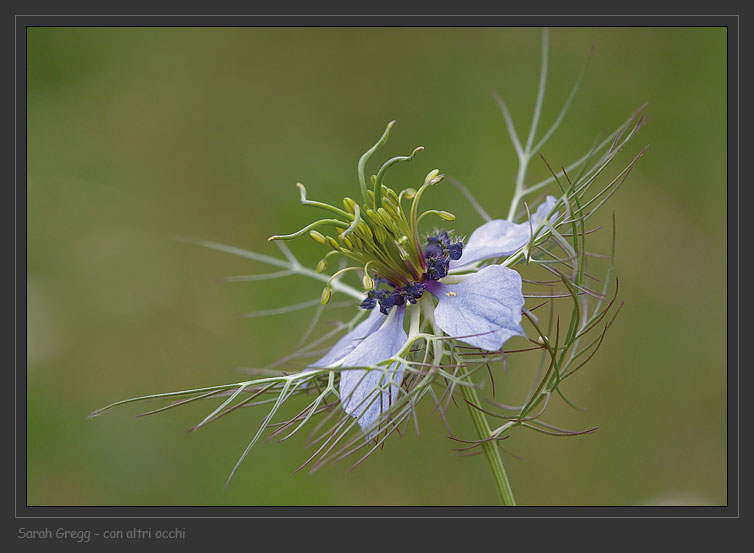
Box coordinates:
[530,195,558,226]
[450,219,523,267]
[451,195,557,268]
[339,306,407,433]
[307,308,384,369]
[431,265,525,351]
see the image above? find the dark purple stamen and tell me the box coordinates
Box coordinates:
[360,233,463,315]
[378,290,403,314]
[361,280,426,315]
[448,242,463,261]
[404,281,426,304]
[360,296,377,310]
[425,256,449,280]
[424,242,444,259]
[423,232,463,279]
[360,289,387,311]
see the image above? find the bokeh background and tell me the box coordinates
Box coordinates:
[26,27,727,506]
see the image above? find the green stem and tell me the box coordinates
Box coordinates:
[419,296,515,505]
[460,374,516,506]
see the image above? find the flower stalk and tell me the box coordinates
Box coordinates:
[460,372,516,506]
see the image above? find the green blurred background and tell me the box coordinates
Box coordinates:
[26,27,727,506]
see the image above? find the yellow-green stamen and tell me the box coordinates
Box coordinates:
[269,122,449,290]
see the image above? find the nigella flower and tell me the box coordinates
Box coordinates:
[305,213,552,431]
[282,124,557,432]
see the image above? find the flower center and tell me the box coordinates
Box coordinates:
[335,183,429,287]
[267,121,461,311]
[360,232,464,315]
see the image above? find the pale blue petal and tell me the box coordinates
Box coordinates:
[339,306,407,433]
[431,265,525,351]
[307,308,384,369]
[450,219,525,267]
[451,195,558,268]
[531,195,558,227]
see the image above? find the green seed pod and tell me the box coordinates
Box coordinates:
[438,211,456,221]
[316,259,327,273]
